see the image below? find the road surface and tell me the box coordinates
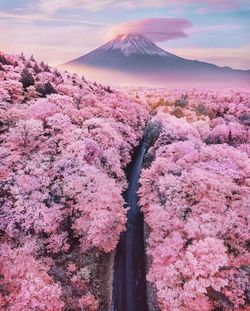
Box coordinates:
[112,143,148,311]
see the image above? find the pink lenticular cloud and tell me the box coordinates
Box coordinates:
[110,18,192,42]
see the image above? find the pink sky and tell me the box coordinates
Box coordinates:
[0,0,249,69]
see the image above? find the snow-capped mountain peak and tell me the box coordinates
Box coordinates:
[98,33,171,57]
[64,33,250,86]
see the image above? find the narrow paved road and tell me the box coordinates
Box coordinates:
[112,143,148,311]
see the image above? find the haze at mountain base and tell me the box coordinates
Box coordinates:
[61,63,250,88]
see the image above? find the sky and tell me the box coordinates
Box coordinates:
[0,0,250,69]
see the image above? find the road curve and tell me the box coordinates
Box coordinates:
[112,143,148,311]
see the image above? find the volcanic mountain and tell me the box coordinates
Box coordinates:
[64,33,250,85]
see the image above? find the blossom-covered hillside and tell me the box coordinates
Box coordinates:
[1,51,249,311]
[0,52,149,310]
[138,88,250,310]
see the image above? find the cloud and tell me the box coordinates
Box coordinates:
[36,0,243,12]
[36,0,121,12]
[0,12,108,65]
[108,18,192,42]
[0,11,108,26]
[166,45,250,70]
[190,23,247,34]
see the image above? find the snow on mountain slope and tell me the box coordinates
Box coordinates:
[98,33,174,57]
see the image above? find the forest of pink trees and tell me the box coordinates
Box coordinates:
[0,52,149,310]
[1,51,249,310]
[138,88,250,310]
